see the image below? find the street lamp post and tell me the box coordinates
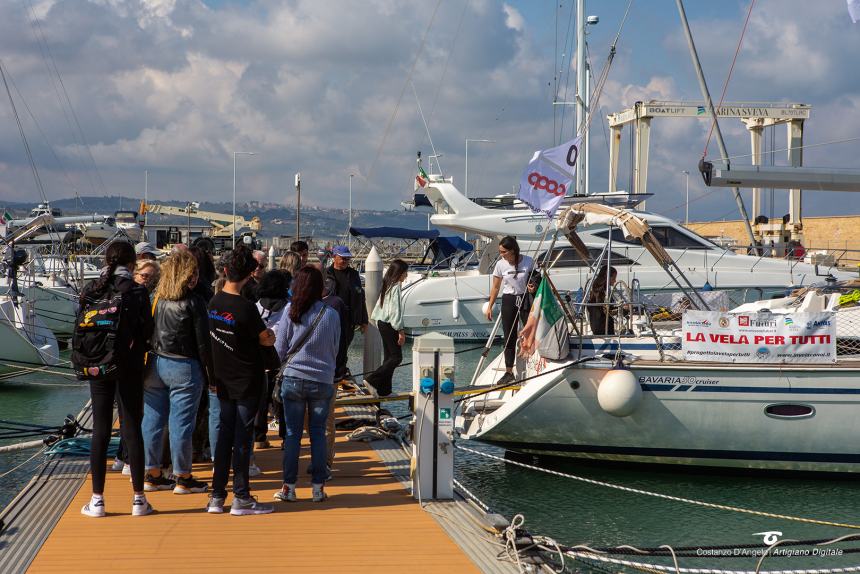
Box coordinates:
[682,170,690,225]
[232,151,256,248]
[348,173,355,248]
[465,138,496,199]
[294,173,301,242]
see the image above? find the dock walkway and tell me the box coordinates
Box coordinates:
[11,415,516,573]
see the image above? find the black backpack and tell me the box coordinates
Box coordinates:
[71,281,130,380]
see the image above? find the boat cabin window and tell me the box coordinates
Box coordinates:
[594,226,715,250]
[538,247,635,268]
[114,211,139,223]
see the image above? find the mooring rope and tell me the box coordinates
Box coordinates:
[559,549,860,574]
[453,444,860,531]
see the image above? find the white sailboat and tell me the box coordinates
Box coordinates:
[457,204,860,473]
[0,214,63,370]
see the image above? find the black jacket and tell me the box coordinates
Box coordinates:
[325,265,368,327]
[80,272,153,373]
[151,293,215,383]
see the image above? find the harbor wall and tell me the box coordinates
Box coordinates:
[686,215,860,269]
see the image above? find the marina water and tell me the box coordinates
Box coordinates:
[2,340,859,572]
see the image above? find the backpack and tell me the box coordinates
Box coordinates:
[71,281,130,381]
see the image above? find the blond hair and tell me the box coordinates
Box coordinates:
[134,260,160,292]
[155,251,198,301]
[279,251,302,275]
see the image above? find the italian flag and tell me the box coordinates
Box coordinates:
[415,166,429,188]
[0,209,12,224]
[529,277,569,361]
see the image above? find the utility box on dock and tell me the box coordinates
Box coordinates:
[412,332,455,500]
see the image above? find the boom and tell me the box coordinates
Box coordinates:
[140,202,262,238]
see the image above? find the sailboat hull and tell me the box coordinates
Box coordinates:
[462,355,860,473]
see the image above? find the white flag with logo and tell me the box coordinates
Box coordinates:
[517,136,582,218]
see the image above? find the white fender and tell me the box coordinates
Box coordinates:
[597,366,641,417]
[452,298,460,320]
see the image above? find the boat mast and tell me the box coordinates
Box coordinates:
[575,0,587,196]
[675,0,756,248]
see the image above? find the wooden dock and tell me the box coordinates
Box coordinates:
[4,408,520,573]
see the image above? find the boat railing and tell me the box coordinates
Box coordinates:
[722,243,860,270]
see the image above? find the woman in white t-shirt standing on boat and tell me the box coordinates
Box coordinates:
[485,236,535,386]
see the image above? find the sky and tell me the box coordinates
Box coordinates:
[1,0,859,224]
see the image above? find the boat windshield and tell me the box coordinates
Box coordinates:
[594,225,719,250]
[536,247,637,268]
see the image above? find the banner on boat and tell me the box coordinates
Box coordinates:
[682,310,836,363]
[517,136,582,218]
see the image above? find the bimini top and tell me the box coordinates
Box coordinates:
[348,226,473,266]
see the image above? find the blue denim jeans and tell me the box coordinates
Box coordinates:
[142,356,204,475]
[281,377,334,486]
[211,393,260,499]
[208,389,220,461]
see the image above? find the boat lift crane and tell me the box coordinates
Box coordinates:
[607,100,814,245]
[140,201,262,239]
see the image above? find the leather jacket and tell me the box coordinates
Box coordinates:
[151,293,214,383]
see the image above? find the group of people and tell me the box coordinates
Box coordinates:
[76,239,408,518]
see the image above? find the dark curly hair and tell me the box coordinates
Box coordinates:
[289,266,324,323]
[218,245,257,283]
[256,269,291,300]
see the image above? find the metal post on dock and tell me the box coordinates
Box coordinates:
[362,246,383,377]
[411,332,455,501]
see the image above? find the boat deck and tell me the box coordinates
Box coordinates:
[9,410,517,573]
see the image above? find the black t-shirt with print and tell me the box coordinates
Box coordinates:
[208,291,267,400]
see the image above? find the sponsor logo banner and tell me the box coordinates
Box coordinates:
[682,310,836,363]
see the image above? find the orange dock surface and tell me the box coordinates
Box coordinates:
[28,429,480,573]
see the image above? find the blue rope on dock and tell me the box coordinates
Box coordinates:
[44,437,119,458]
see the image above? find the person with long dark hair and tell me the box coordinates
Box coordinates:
[366,259,408,397]
[485,236,534,385]
[78,241,154,517]
[206,246,275,516]
[273,266,340,503]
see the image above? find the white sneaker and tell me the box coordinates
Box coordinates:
[81,496,106,518]
[132,496,153,516]
[248,463,262,477]
[312,484,328,503]
[111,458,124,472]
[273,484,297,502]
[122,463,132,476]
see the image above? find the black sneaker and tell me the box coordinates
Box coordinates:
[144,473,176,492]
[174,475,209,494]
[497,372,516,386]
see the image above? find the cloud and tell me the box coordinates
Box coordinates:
[0,0,858,225]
